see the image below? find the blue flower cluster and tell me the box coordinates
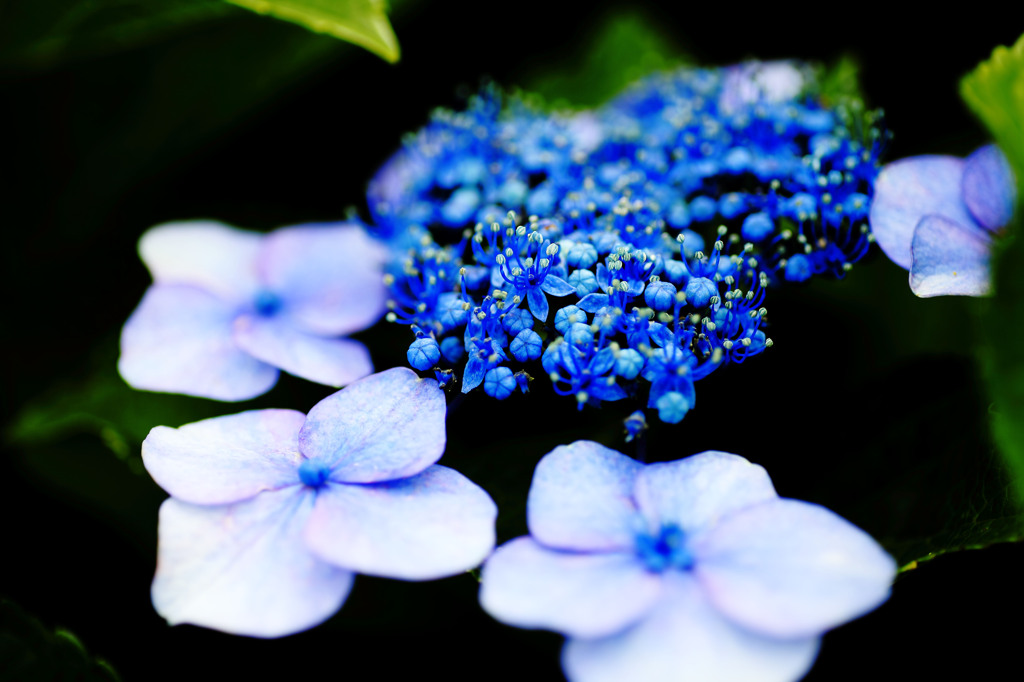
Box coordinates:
[372,62,888,423]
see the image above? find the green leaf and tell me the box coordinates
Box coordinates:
[806,358,1024,573]
[0,599,120,681]
[523,11,687,109]
[226,0,399,62]
[0,0,235,72]
[8,342,243,455]
[964,32,1024,518]
[961,31,1024,186]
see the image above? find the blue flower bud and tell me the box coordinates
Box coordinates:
[644,281,677,312]
[554,305,586,334]
[567,242,599,269]
[689,196,717,222]
[614,348,645,379]
[510,329,543,362]
[501,307,534,335]
[741,212,774,242]
[656,391,691,424]
[440,337,465,363]
[566,322,594,347]
[719,192,747,219]
[684,277,717,308]
[440,186,481,226]
[568,269,599,296]
[407,337,441,371]
[483,366,516,400]
[784,254,813,282]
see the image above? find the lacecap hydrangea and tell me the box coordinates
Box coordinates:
[371,62,888,424]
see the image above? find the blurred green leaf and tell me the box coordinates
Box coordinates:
[0,599,120,681]
[808,359,1024,572]
[0,0,235,72]
[226,0,399,62]
[523,12,686,108]
[8,343,238,453]
[961,31,1024,183]
[964,32,1024,516]
[817,55,864,106]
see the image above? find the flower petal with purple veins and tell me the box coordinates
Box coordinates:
[527,441,642,552]
[480,537,662,639]
[693,499,897,640]
[962,144,1017,232]
[910,214,991,297]
[232,314,374,388]
[633,451,777,536]
[152,489,353,638]
[869,155,974,270]
[119,285,279,401]
[138,221,263,302]
[143,409,305,505]
[303,465,496,580]
[562,572,820,682]
[299,368,446,483]
[258,223,388,336]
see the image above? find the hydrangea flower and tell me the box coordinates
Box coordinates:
[143,367,497,637]
[480,441,896,682]
[372,64,888,422]
[869,144,1016,296]
[120,220,387,400]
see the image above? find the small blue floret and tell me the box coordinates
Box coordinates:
[298,458,331,489]
[407,337,441,370]
[254,290,282,317]
[636,523,694,572]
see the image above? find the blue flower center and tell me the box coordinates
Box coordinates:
[298,458,331,489]
[636,523,694,573]
[254,290,283,316]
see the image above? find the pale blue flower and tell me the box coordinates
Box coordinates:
[143,368,497,637]
[120,220,388,400]
[870,144,1016,296]
[480,441,895,682]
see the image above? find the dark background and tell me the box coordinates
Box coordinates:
[2,2,1023,680]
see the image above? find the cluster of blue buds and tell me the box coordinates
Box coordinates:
[371,62,888,423]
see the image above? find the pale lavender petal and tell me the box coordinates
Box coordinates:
[298,368,446,483]
[232,315,374,387]
[963,144,1017,231]
[527,441,642,553]
[138,221,263,302]
[693,499,896,640]
[152,489,353,638]
[909,215,991,297]
[142,409,305,505]
[633,451,776,536]
[869,156,973,270]
[479,537,662,639]
[119,285,279,401]
[303,465,497,580]
[563,572,820,682]
[258,223,387,336]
